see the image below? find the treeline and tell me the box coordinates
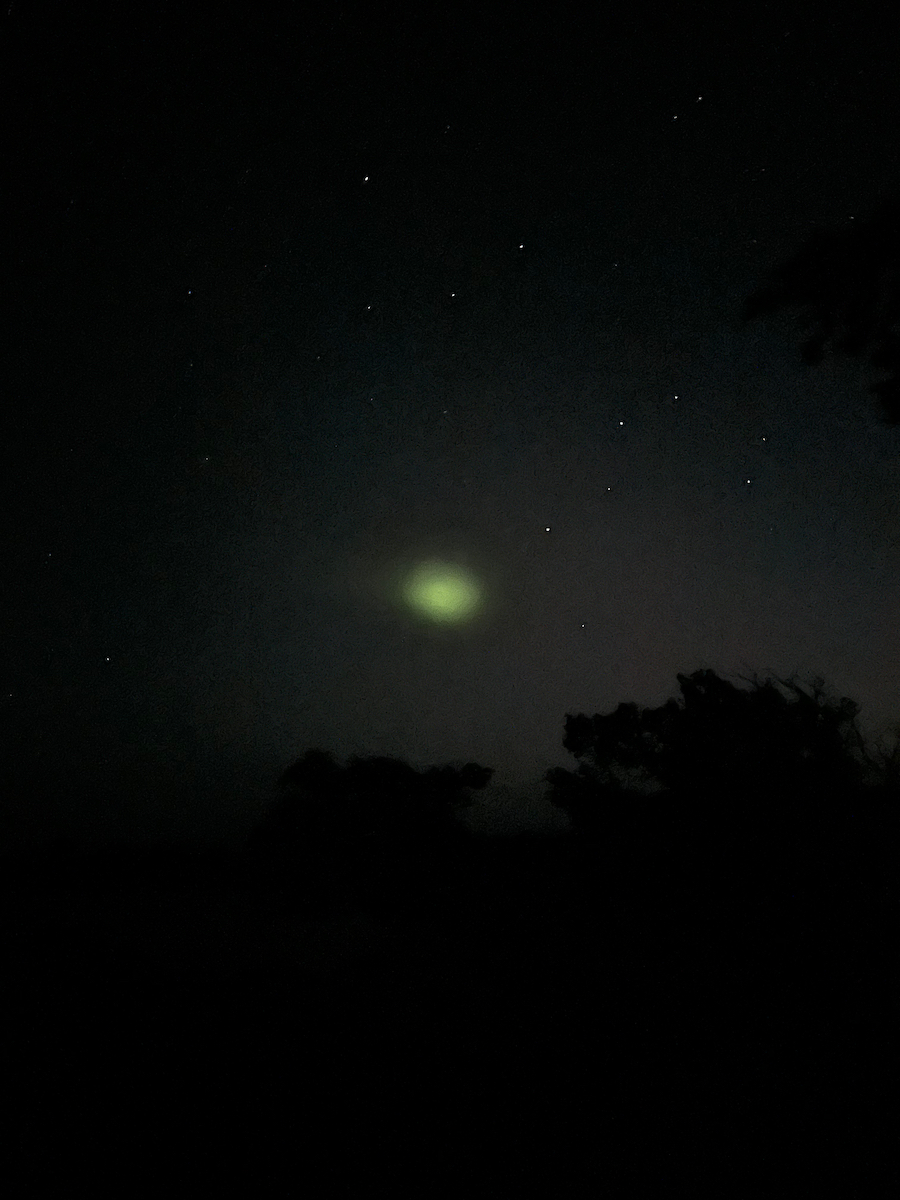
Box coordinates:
[245,668,899,921]
[4,667,897,924]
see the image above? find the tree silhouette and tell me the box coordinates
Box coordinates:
[277,747,342,795]
[743,194,900,425]
[249,750,493,914]
[546,669,870,848]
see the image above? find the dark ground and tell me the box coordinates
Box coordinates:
[1,822,897,1196]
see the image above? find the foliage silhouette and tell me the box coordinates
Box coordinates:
[743,193,900,424]
[249,749,493,914]
[544,670,900,1005]
[544,668,877,886]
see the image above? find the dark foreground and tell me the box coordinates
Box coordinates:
[2,827,897,1196]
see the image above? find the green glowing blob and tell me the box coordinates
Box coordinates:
[402,560,482,624]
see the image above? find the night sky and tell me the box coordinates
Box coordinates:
[6,2,900,845]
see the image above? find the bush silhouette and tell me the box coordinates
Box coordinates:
[544,668,880,902]
[549,669,867,809]
[249,750,492,915]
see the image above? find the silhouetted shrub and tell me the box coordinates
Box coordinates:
[249,750,492,916]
